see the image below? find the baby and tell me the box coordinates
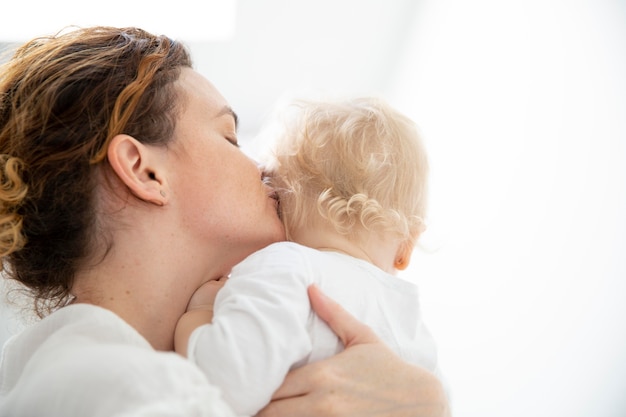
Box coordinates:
[175,96,442,416]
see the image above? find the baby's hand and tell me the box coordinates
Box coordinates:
[187,276,229,312]
[175,276,229,356]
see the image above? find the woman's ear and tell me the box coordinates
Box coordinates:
[106,134,168,206]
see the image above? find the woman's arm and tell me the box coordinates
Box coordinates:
[257,285,451,417]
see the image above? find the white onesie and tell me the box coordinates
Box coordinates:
[187,241,442,417]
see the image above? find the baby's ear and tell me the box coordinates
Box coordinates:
[106,134,168,206]
[394,232,420,271]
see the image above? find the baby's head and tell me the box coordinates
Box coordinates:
[266,96,428,255]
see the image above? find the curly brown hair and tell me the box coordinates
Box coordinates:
[0,26,192,316]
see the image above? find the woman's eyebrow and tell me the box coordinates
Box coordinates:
[216,105,239,130]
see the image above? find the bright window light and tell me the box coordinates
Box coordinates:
[1,0,236,42]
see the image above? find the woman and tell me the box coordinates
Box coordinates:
[0,26,449,416]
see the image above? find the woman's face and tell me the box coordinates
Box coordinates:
[167,68,285,275]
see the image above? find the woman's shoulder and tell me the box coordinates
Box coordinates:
[0,304,233,416]
[1,304,170,388]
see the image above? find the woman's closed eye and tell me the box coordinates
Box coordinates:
[225,136,240,148]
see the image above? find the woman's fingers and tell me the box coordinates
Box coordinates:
[257,284,451,417]
[307,284,379,347]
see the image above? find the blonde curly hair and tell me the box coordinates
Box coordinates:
[265,96,428,245]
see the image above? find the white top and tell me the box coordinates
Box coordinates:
[0,304,235,417]
[188,241,441,417]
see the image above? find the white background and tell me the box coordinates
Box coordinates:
[2,1,625,416]
[391,1,626,416]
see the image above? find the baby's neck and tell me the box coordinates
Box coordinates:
[292,227,399,274]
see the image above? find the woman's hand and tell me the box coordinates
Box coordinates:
[256,285,451,417]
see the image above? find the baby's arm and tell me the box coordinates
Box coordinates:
[174,277,227,356]
[176,244,314,416]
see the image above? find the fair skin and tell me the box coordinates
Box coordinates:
[72,67,449,415]
[72,68,284,351]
